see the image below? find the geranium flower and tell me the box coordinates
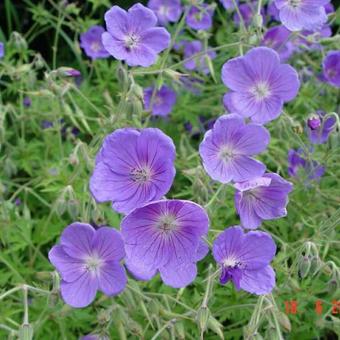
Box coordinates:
[80,26,110,60]
[144,85,177,116]
[306,111,336,144]
[147,0,182,26]
[186,4,214,31]
[322,50,340,88]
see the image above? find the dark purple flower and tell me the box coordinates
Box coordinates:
[0,42,4,58]
[267,1,280,21]
[199,114,269,183]
[234,2,264,27]
[288,149,325,181]
[262,25,294,62]
[234,173,293,229]
[102,4,170,67]
[213,226,276,295]
[23,96,32,108]
[220,0,236,10]
[41,120,54,129]
[80,25,110,60]
[274,0,329,32]
[90,128,176,214]
[307,111,336,144]
[144,85,176,116]
[122,200,209,288]
[15,198,21,206]
[147,0,182,25]
[324,3,334,14]
[63,68,81,77]
[222,47,300,124]
[49,223,127,308]
[186,4,214,31]
[322,50,340,88]
[183,40,216,74]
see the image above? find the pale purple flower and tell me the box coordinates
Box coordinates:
[262,25,294,61]
[147,0,182,25]
[80,26,110,60]
[183,40,216,74]
[144,85,177,116]
[274,0,330,32]
[234,173,293,229]
[199,114,269,183]
[322,50,340,88]
[222,47,300,124]
[49,223,127,308]
[0,42,4,58]
[288,149,325,180]
[186,4,214,31]
[122,200,209,288]
[102,4,170,67]
[213,226,276,295]
[307,111,336,144]
[90,128,176,214]
[81,334,109,340]
[220,0,236,10]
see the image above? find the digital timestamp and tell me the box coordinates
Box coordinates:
[284,300,340,315]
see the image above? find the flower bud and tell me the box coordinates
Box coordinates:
[298,255,311,278]
[196,306,211,335]
[10,32,27,50]
[18,323,33,340]
[253,14,263,28]
[207,316,224,339]
[116,63,129,91]
[307,115,321,130]
[276,311,291,332]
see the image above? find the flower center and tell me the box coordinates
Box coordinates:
[157,214,178,233]
[250,81,271,100]
[307,116,321,130]
[91,42,101,52]
[288,0,302,8]
[218,145,234,162]
[84,254,103,273]
[124,33,140,50]
[159,5,169,16]
[223,257,239,268]
[130,166,152,183]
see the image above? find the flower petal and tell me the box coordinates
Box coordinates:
[159,262,197,288]
[240,266,276,295]
[98,261,127,296]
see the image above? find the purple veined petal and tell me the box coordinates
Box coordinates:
[299,4,327,31]
[270,64,300,101]
[212,226,244,263]
[240,265,276,295]
[227,92,254,118]
[125,44,157,67]
[101,32,129,61]
[92,227,125,262]
[235,192,262,229]
[104,6,129,39]
[249,95,284,124]
[234,124,270,155]
[141,27,171,53]
[128,3,158,32]
[60,273,98,308]
[234,177,272,192]
[237,231,276,269]
[125,255,158,281]
[98,261,127,296]
[229,156,267,182]
[144,86,177,116]
[221,57,254,92]
[195,239,209,262]
[159,262,197,288]
[60,222,95,259]
[243,47,281,81]
[223,92,238,113]
[48,245,85,282]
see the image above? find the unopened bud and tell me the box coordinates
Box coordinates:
[298,255,311,278]
[276,311,291,332]
[197,306,211,336]
[253,14,263,28]
[129,83,144,102]
[11,32,27,50]
[307,115,321,130]
[207,316,224,339]
[18,324,33,340]
[116,64,129,91]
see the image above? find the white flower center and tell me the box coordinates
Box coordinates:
[223,257,238,268]
[91,42,101,52]
[250,81,271,101]
[85,254,103,273]
[124,33,140,50]
[130,166,152,183]
[218,145,234,162]
[159,5,169,16]
[157,214,178,233]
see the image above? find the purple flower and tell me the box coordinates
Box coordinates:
[144,85,177,116]
[234,173,293,229]
[48,223,127,308]
[262,25,294,62]
[23,96,32,108]
[90,128,176,214]
[213,226,276,295]
[288,149,325,180]
[147,0,182,25]
[222,47,300,124]
[307,111,336,144]
[220,0,236,10]
[102,4,170,67]
[186,4,214,31]
[81,334,109,340]
[324,3,334,14]
[80,25,110,60]
[183,40,216,74]
[199,114,269,183]
[322,50,340,88]
[234,3,264,27]
[0,42,4,58]
[121,200,209,288]
[274,0,329,32]
[267,1,280,21]
[15,198,21,206]
[63,68,81,77]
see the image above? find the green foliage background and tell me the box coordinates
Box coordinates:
[0,0,339,339]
